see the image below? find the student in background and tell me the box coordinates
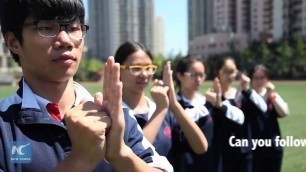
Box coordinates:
[173,55,215,172]
[212,57,268,172]
[211,57,249,172]
[114,41,207,160]
[250,64,289,172]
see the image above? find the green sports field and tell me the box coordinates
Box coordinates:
[1,81,305,171]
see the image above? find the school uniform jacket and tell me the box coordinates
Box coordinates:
[174,92,214,172]
[223,88,268,157]
[242,89,288,158]
[0,79,173,172]
[123,97,177,158]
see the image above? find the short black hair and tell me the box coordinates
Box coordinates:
[0,0,85,64]
[114,41,153,65]
[174,55,205,89]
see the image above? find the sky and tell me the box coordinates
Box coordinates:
[155,0,188,56]
[84,0,188,56]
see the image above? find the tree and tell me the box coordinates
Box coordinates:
[276,41,293,78]
[153,54,166,79]
[75,58,104,82]
[292,37,306,78]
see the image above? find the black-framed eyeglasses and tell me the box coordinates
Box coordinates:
[23,20,89,40]
[184,72,206,80]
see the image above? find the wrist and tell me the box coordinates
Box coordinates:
[56,151,98,172]
[107,145,133,165]
[155,106,168,115]
[215,101,222,109]
[269,92,277,100]
[215,94,222,109]
[242,85,250,91]
[169,100,180,110]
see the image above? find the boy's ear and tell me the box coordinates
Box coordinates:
[4,32,22,55]
[176,72,183,81]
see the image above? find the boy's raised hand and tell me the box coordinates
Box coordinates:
[101,56,127,162]
[62,95,111,171]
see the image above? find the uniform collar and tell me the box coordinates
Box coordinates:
[16,78,93,126]
[177,92,206,107]
[122,96,156,119]
[21,78,93,110]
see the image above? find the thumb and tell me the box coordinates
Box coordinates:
[164,85,170,94]
[94,92,109,112]
[94,92,103,106]
[214,77,222,95]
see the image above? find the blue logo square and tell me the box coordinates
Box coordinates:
[10,141,32,163]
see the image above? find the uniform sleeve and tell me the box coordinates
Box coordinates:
[275,93,290,116]
[241,89,268,113]
[183,106,210,121]
[220,100,245,125]
[122,108,173,172]
[210,100,245,131]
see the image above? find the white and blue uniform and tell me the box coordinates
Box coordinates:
[0,79,173,172]
[123,97,177,158]
[211,88,248,172]
[173,92,214,172]
[243,89,288,172]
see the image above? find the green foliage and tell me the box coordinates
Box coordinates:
[205,39,306,79]
[75,58,104,82]
[153,54,166,79]
[153,53,184,79]
[80,58,104,72]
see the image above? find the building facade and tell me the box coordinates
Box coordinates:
[213,0,236,32]
[153,16,166,56]
[284,0,306,39]
[86,0,119,60]
[188,0,214,41]
[86,0,154,60]
[188,33,249,59]
[187,0,303,57]
[250,0,284,42]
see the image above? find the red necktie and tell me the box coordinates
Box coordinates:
[46,103,62,122]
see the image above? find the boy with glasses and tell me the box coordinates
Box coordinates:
[0,0,172,171]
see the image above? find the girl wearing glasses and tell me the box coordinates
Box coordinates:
[172,55,215,172]
[250,65,289,172]
[114,41,208,162]
[210,57,268,172]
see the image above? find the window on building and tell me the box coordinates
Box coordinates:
[209,44,216,48]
